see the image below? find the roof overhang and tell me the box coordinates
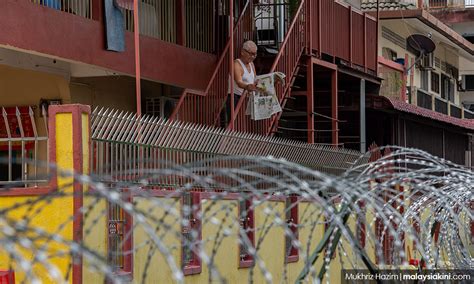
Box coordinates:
[367,95,474,131]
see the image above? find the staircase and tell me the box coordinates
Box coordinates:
[169,0,379,149]
[171,0,309,137]
[169,0,253,125]
[229,0,309,137]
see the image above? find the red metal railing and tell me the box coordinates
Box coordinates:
[351,10,365,67]
[169,1,253,125]
[31,0,92,19]
[427,0,466,9]
[310,0,377,73]
[230,0,308,135]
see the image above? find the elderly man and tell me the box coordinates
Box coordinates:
[223,40,259,126]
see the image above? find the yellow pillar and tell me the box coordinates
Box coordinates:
[0,104,90,283]
[48,104,91,284]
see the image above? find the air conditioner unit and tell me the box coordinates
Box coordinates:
[418,53,434,70]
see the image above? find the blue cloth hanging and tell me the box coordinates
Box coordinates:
[104,0,126,52]
[43,0,61,10]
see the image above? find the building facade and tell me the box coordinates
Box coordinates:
[362,0,474,168]
[0,0,472,282]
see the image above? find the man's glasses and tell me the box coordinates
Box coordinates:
[244,49,257,57]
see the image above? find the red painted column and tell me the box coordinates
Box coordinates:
[134,0,142,116]
[91,0,103,21]
[307,59,314,143]
[363,15,367,73]
[410,57,415,102]
[418,0,424,9]
[331,70,338,146]
[229,0,235,130]
[318,0,321,55]
[307,0,313,54]
[349,6,353,64]
[376,0,380,75]
[176,0,186,46]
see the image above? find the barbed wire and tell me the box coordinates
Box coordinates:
[0,146,472,283]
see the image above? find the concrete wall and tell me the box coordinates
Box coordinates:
[0,64,71,176]
[70,76,137,113]
[0,107,89,283]
[70,76,182,114]
[131,196,388,283]
[379,20,463,105]
[0,64,71,137]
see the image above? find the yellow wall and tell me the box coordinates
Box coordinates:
[286,202,326,283]
[69,76,137,113]
[0,112,75,283]
[81,111,108,284]
[131,197,351,283]
[0,64,71,137]
[0,195,74,283]
[0,64,72,181]
[133,196,182,283]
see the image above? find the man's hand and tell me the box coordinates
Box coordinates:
[245,84,257,92]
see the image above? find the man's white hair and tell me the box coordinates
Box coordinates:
[242,40,257,51]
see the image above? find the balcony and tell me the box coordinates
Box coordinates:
[2,0,217,91]
[31,0,92,18]
[379,57,474,119]
[310,0,378,73]
[408,88,474,118]
[425,0,474,9]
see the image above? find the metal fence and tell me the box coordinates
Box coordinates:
[31,0,92,19]
[427,0,466,8]
[121,0,178,44]
[0,106,49,187]
[91,107,366,184]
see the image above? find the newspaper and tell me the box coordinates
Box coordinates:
[245,72,286,121]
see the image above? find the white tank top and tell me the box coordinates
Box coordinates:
[233,59,255,96]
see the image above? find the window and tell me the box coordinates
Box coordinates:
[182,191,202,275]
[441,74,455,102]
[382,47,397,61]
[285,196,299,262]
[420,70,429,91]
[464,75,474,91]
[144,97,177,119]
[239,197,255,268]
[431,72,440,94]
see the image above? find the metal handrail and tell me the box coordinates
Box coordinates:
[169,0,252,125]
[426,0,467,9]
[230,0,308,135]
[31,0,92,19]
[204,0,251,96]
